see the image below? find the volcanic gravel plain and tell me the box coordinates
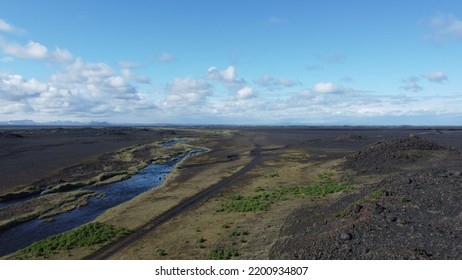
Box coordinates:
[1,126,462,259]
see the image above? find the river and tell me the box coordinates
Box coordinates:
[0,144,204,257]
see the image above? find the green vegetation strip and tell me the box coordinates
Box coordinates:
[334,198,367,218]
[219,182,352,213]
[209,247,239,260]
[14,222,129,258]
[335,188,398,218]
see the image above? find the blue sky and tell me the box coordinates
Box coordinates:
[1,0,461,125]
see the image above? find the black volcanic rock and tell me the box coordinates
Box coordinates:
[342,136,447,174]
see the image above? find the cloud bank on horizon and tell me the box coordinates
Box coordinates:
[0,1,461,125]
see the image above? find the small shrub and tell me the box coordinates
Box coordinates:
[210,247,239,260]
[228,230,249,237]
[156,248,167,256]
[196,237,206,244]
[317,172,334,182]
[218,195,272,212]
[400,196,410,203]
[335,198,367,218]
[254,186,265,192]
[269,173,280,178]
[371,188,387,200]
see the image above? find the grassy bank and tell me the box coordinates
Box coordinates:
[12,222,129,259]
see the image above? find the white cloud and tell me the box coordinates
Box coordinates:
[52,59,114,82]
[427,13,462,41]
[0,59,155,117]
[0,20,157,119]
[157,53,175,62]
[121,69,151,84]
[0,19,14,32]
[401,77,423,92]
[51,47,74,63]
[206,66,236,82]
[235,86,256,100]
[253,75,272,86]
[0,37,74,62]
[0,59,161,119]
[424,71,448,83]
[205,65,246,91]
[0,101,33,114]
[0,39,48,59]
[163,77,212,108]
[221,66,236,81]
[260,89,462,124]
[3,63,462,124]
[312,82,344,94]
[254,75,298,90]
[0,19,23,33]
[0,74,47,101]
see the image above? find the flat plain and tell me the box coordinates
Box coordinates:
[1,126,462,259]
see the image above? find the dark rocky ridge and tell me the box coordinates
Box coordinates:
[271,136,462,259]
[341,136,448,174]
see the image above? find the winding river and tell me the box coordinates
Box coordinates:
[0,144,204,256]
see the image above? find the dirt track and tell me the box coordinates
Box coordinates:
[85,145,262,259]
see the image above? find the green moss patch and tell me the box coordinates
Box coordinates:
[219,182,352,213]
[14,222,129,258]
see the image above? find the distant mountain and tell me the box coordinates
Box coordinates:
[0,119,37,126]
[0,120,113,126]
[87,121,112,126]
[46,120,89,126]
